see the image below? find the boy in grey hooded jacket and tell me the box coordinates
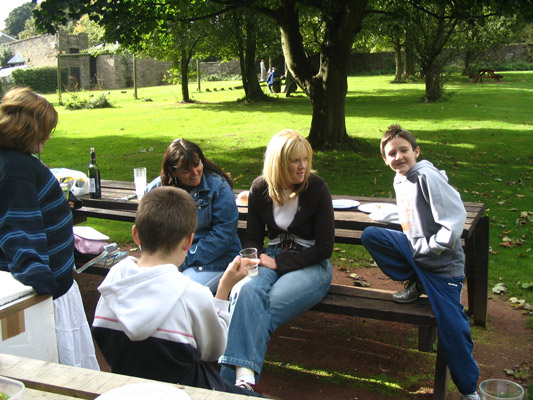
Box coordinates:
[361,125,480,400]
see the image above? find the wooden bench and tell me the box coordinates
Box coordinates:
[72,181,489,326]
[471,69,503,83]
[72,180,487,399]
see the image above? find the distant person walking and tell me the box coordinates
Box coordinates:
[259,59,266,82]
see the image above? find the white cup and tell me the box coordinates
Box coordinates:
[133,167,147,200]
[479,379,524,400]
[239,248,259,276]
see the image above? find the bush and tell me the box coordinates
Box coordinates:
[62,92,113,110]
[494,61,533,71]
[203,73,242,81]
[11,67,66,93]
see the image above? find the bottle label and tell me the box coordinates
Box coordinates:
[89,178,96,193]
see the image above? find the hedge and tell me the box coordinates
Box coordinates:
[11,67,68,94]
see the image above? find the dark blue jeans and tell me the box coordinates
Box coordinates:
[361,226,479,395]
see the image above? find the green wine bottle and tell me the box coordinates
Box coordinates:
[88,147,101,199]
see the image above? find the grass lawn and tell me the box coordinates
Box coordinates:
[41,72,533,310]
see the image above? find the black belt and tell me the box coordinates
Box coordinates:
[269,234,306,252]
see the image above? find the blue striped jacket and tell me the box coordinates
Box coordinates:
[0,149,74,298]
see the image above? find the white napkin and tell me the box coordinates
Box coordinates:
[368,208,400,224]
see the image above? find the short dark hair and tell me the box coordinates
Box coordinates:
[135,186,198,255]
[380,124,418,159]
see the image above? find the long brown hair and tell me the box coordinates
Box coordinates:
[160,138,232,188]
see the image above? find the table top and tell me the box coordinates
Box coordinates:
[0,353,256,399]
[76,180,485,240]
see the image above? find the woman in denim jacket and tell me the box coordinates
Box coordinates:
[146,139,241,292]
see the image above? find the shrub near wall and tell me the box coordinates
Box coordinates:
[12,67,64,94]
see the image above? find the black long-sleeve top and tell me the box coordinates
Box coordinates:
[244,174,335,274]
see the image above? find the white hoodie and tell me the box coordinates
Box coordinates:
[92,256,232,386]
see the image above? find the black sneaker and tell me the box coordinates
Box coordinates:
[392,280,424,303]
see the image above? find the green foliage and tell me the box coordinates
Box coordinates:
[494,61,533,71]
[204,73,242,81]
[12,67,60,93]
[0,45,13,69]
[61,92,113,110]
[18,16,40,40]
[4,1,35,38]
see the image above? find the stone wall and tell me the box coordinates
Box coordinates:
[199,60,241,77]
[486,43,533,63]
[7,33,89,68]
[95,54,172,89]
[58,54,91,90]
[7,34,57,67]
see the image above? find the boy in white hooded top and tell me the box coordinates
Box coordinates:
[91,186,261,396]
[361,125,480,400]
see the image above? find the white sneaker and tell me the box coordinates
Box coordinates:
[460,392,480,400]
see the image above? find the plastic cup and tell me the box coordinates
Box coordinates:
[239,248,259,276]
[479,379,524,400]
[0,376,25,399]
[60,183,69,200]
[133,167,147,200]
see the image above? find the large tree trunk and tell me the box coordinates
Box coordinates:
[423,61,442,102]
[309,63,348,147]
[180,47,191,102]
[233,12,268,102]
[243,17,267,101]
[276,0,367,147]
[404,34,415,79]
[392,37,403,82]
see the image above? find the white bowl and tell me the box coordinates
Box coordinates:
[95,382,191,400]
[0,376,25,400]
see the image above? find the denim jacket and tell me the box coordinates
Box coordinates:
[145,173,241,271]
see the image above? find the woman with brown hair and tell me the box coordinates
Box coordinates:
[145,138,241,292]
[0,87,98,369]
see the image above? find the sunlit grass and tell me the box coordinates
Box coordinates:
[41,72,533,306]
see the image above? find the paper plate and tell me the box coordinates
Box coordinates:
[95,383,191,400]
[358,202,397,214]
[235,190,249,206]
[332,199,360,209]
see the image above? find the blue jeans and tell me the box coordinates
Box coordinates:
[361,226,479,395]
[181,267,224,294]
[219,247,332,382]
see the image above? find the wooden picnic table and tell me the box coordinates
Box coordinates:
[0,353,256,399]
[471,68,503,83]
[73,179,489,327]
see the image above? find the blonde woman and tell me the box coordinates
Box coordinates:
[219,129,334,391]
[0,88,99,370]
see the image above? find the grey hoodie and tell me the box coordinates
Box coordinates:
[394,160,466,277]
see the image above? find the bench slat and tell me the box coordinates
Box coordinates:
[313,284,436,326]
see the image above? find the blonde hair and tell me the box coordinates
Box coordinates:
[0,87,58,152]
[262,129,313,205]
